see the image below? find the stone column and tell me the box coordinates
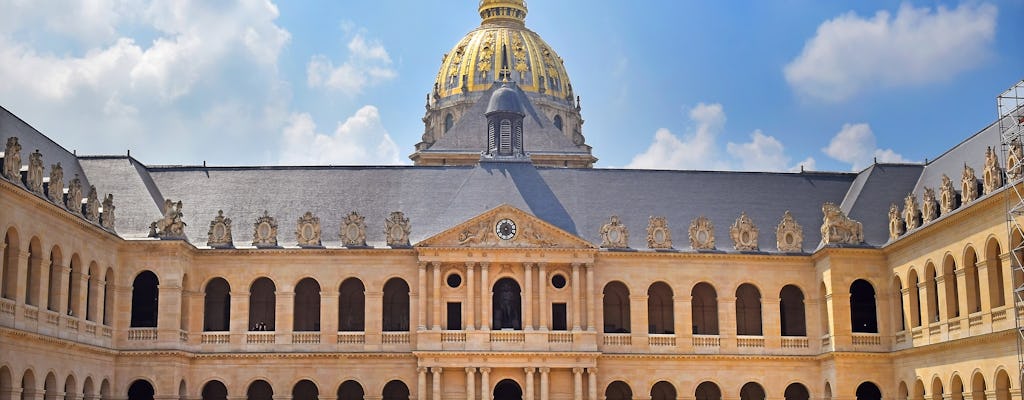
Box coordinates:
[977,261,993,313]
[480,368,491,400]
[936,275,950,322]
[418,367,428,400]
[433,262,442,330]
[431,367,443,400]
[917,282,933,326]
[466,368,477,400]
[91,281,106,324]
[899,288,914,332]
[481,263,491,330]
[572,368,583,400]
[719,296,737,348]
[585,263,595,331]
[587,368,597,400]
[71,268,88,318]
[955,268,971,316]
[32,255,49,309]
[630,294,648,336]
[525,368,536,400]
[56,265,70,315]
[571,263,581,331]
[524,264,534,331]
[538,263,548,331]
[1000,253,1015,308]
[13,251,29,307]
[539,368,550,400]
[466,262,476,330]
[418,262,428,330]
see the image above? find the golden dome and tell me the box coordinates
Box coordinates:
[433,1,574,103]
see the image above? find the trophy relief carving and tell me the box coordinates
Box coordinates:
[888,204,904,241]
[902,193,920,231]
[252,210,278,248]
[85,186,100,222]
[1007,139,1023,181]
[599,215,629,249]
[688,215,715,250]
[207,210,233,248]
[66,174,83,215]
[820,202,863,245]
[458,221,491,246]
[47,162,64,204]
[921,187,938,224]
[295,212,322,248]
[983,146,1004,194]
[100,194,116,231]
[27,149,43,193]
[729,212,759,251]
[519,222,557,247]
[340,211,368,248]
[961,164,979,204]
[646,216,673,249]
[385,211,412,248]
[3,137,21,182]
[776,211,804,252]
[149,199,187,239]
[939,174,957,214]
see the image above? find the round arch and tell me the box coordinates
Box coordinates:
[695,382,721,400]
[651,381,676,400]
[784,383,809,400]
[691,282,719,335]
[201,381,228,400]
[605,381,632,400]
[648,282,674,334]
[603,281,630,333]
[127,380,155,400]
[381,380,409,400]
[856,382,882,400]
[337,380,364,400]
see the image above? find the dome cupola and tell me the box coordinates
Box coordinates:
[478,0,528,25]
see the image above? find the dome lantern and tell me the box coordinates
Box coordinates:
[479,0,527,25]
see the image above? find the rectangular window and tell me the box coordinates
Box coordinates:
[552,303,567,331]
[447,302,462,330]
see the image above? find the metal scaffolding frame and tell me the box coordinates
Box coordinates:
[998,79,1024,390]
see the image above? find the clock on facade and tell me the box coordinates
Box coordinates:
[495,218,517,240]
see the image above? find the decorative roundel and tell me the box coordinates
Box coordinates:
[495,218,517,240]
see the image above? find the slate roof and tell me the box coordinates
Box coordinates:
[1,106,92,193]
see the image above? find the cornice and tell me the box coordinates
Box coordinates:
[0,326,119,357]
[192,247,417,257]
[0,178,121,243]
[598,352,819,362]
[412,351,599,358]
[882,183,1011,254]
[888,328,1015,357]
[596,249,813,262]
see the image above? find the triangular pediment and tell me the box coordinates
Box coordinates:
[416,204,596,249]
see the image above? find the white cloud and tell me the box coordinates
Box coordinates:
[627,103,813,172]
[280,106,401,165]
[784,3,997,102]
[307,33,397,95]
[823,123,909,171]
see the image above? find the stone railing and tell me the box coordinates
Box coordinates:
[45,311,60,325]
[992,306,1009,321]
[127,328,157,341]
[692,334,720,347]
[911,327,923,339]
[201,332,231,344]
[547,332,573,343]
[382,332,410,344]
[927,323,942,336]
[84,322,96,335]
[820,334,831,347]
[894,332,907,344]
[64,317,79,330]
[490,330,525,343]
[736,335,765,348]
[336,332,366,344]
[101,326,112,337]
[292,332,320,344]
[179,330,188,342]
[246,331,276,344]
[602,333,631,346]
[968,313,984,327]
[851,333,882,346]
[24,306,38,321]
[781,336,809,348]
[648,334,676,347]
[441,331,467,342]
[0,298,15,315]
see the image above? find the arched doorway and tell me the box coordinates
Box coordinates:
[247,381,273,400]
[856,382,882,400]
[850,280,878,333]
[648,282,674,334]
[337,381,364,400]
[494,380,523,400]
[382,381,409,400]
[382,278,410,331]
[294,278,321,332]
[740,383,765,400]
[651,382,676,400]
[736,284,763,335]
[249,278,276,331]
[127,380,155,400]
[692,283,719,335]
[695,382,721,400]
[780,285,806,336]
[292,380,318,400]
[603,281,630,333]
[130,271,159,327]
[606,381,632,400]
[202,381,228,400]
[784,384,809,400]
[203,278,231,332]
[492,278,522,330]
[339,278,366,332]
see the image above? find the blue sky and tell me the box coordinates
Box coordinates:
[0,0,1021,172]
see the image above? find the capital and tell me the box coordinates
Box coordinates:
[572,367,583,374]
[524,367,536,374]
[479,367,492,374]
[539,367,551,374]
[431,367,443,374]
[466,367,478,373]
[417,367,428,374]
[586,367,597,374]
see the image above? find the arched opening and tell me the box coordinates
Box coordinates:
[247,380,273,400]
[249,277,276,331]
[43,374,57,400]
[201,381,228,400]
[101,380,111,400]
[382,278,410,331]
[86,262,99,321]
[824,383,832,400]
[1012,230,1024,289]
[820,284,830,334]
[0,367,10,400]
[996,370,1011,400]
[444,113,454,133]
[337,381,364,400]
[780,285,807,336]
[785,383,809,400]
[83,378,95,400]
[292,380,319,400]
[127,380,154,400]
[648,282,674,334]
[740,383,765,400]
[912,380,925,400]
[951,376,964,400]
[893,277,906,331]
[103,268,114,325]
[339,278,365,332]
[736,284,763,335]
[605,381,632,400]
[493,278,522,330]
[25,238,41,306]
[898,382,909,400]
[130,271,159,327]
[294,278,321,331]
[925,263,940,323]
[602,281,630,333]
[943,254,960,318]
[908,270,922,327]
[495,380,523,400]
[47,246,62,312]
[2,228,20,300]
[68,254,81,317]
[203,278,231,332]
[692,282,719,335]
[965,247,982,313]
[63,375,77,400]
[856,382,882,400]
[553,115,563,132]
[382,381,409,400]
[850,279,878,333]
[19,370,35,400]
[972,373,987,400]
[986,238,1006,307]
[932,378,944,400]
[651,382,676,400]
[695,382,721,400]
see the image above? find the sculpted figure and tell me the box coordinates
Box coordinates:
[775,211,804,252]
[3,137,22,181]
[921,187,937,223]
[729,212,759,251]
[384,211,412,248]
[48,162,64,204]
[599,215,629,249]
[939,174,957,213]
[983,146,1004,194]
[151,199,186,238]
[888,204,904,241]
[101,194,116,230]
[903,194,919,231]
[66,174,83,215]
[85,186,100,222]
[962,164,978,203]
[27,150,43,193]
[820,202,863,245]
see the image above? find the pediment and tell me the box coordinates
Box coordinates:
[416,204,596,249]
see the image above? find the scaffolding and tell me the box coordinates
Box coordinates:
[998,79,1024,391]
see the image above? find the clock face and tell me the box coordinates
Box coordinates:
[495,218,517,240]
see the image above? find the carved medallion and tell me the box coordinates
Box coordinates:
[252,210,278,248]
[599,215,629,249]
[776,211,804,252]
[66,174,83,215]
[820,202,863,245]
[149,199,186,239]
[961,164,978,204]
[385,211,411,248]
[983,146,1004,195]
[939,174,957,214]
[340,211,368,248]
[902,193,920,231]
[296,211,322,248]
[921,187,938,224]
[3,136,21,182]
[688,215,715,250]
[207,210,233,248]
[100,194,116,231]
[27,149,43,194]
[646,216,673,249]
[47,162,63,204]
[729,212,759,251]
[85,185,100,223]
[888,204,904,241]
[1008,139,1023,181]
